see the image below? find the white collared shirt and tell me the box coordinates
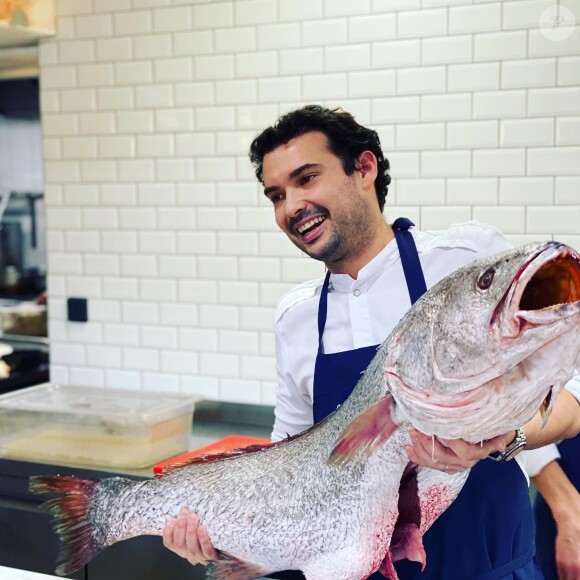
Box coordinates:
[272,221,580,448]
[272,221,512,441]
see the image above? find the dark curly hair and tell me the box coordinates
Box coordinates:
[249,105,391,212]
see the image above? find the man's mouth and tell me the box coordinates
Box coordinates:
[293,214,327,242]
[297,216,325,234]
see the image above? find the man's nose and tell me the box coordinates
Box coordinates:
[285,187,307,218]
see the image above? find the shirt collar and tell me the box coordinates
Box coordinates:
[329,236,400,292]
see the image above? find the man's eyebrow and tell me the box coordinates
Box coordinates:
[263,163,320,197]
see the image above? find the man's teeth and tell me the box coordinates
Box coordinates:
[297,216,324,234]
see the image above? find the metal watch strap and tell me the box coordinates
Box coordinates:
[488,427,527,462]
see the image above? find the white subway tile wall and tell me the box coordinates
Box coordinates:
[40,0,580,403]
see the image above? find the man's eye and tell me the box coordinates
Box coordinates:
[301,174,315,185]
[270,193,284,204]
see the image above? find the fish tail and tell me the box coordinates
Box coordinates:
[30,475,103,576]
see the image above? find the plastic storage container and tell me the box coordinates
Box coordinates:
[0,383,201,469]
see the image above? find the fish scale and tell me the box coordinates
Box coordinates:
[31,241,580,580]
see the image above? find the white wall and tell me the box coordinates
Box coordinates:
[39,0,580,402]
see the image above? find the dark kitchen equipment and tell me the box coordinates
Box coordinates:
[0,191,46,300]
[0,221,23,293]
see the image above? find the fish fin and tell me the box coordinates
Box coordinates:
[378,552,400,580]
[29,475,104,576]
[157,442,277,476]
[158,417,331,477]
[207,558,270,580]
[327,395,399,467]
[385,523,426,571]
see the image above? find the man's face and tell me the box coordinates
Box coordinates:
[262,131,379,270]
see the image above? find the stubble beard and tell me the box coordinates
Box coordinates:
[291,181,377,269]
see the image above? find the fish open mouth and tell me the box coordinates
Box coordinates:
[519,248,580,311]
[492,243,580,424]
[492,243,580,332]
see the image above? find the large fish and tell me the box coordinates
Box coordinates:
[31,241,580,580]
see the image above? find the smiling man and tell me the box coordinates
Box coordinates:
[163,105,580,579]
[260,130,391,278]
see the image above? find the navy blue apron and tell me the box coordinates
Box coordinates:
[312,218,542,579]
[533,434,579,580]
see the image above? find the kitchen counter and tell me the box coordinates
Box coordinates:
[0,566,60,580]
[0,400,277,580]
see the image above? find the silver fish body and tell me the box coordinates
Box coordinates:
[31,241,580,580]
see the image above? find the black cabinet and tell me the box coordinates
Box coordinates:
[0,501,84,579]
[0,458,204,580]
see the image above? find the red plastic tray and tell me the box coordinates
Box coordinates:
[153,434,271,474]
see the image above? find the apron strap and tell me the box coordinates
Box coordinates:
[392,217,427,305]
[317,271,331,352]
[473,544,536,580]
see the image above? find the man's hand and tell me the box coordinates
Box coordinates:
[405,430,509,473]
[533,459,580,580]
[554,513,580,580]
[162,508,218,567]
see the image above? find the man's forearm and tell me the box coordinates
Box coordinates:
[533,458,580,579]
[524,390,580,450]
[533,459,578,518]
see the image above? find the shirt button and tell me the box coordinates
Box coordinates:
[353,289,361,297]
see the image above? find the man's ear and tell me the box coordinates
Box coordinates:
[356,151,378,185]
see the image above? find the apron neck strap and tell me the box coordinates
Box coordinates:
[318,271,331,347]
[392,218,427,305]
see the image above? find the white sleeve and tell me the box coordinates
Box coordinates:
[271,328,313,442]
[523,445,561,478]
[472,222,513,257]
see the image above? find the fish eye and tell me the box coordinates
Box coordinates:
[477,268,495,290]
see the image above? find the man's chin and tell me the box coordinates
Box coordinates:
[289,231,341,263]
[303,244,341,264]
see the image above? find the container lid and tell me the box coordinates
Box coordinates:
[0,382,202,426]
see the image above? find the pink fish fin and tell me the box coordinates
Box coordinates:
[29,475,104,576]
[378,463,426,577]
[327,395,398,467]
[385,523,426,571]
[207,558,270,580]
[158,417,331,477]
[377,552,400,580]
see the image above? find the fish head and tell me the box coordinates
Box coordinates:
[386,241,580,441]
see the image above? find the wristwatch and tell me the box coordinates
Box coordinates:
[488,428,527,462]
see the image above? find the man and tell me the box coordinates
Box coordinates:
[163,106,580,578]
